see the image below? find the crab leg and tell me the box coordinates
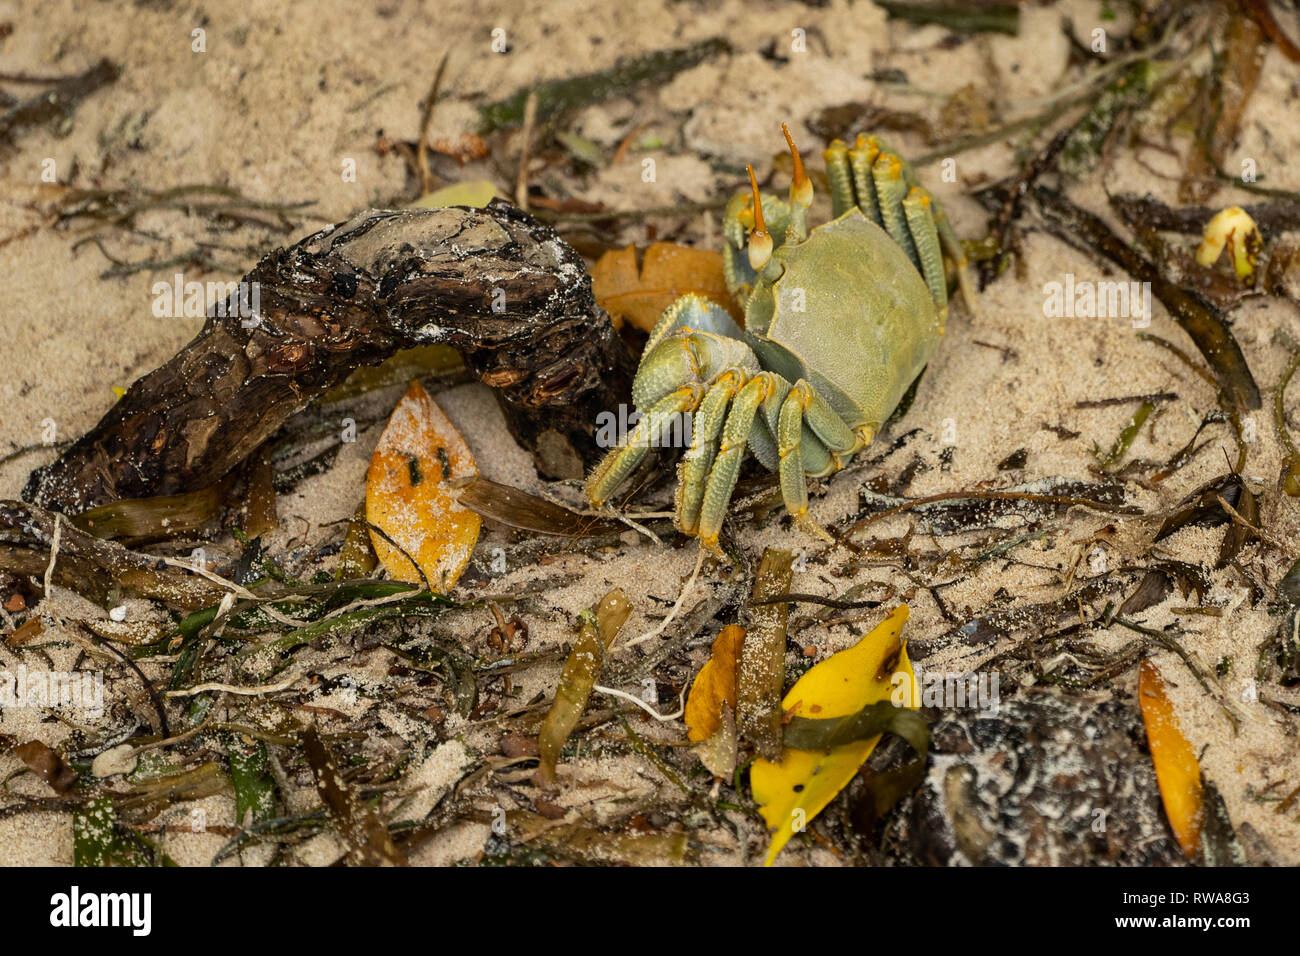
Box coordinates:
[822,140,855,220]
[586,383,704,506]
[775,380,864,538]
[902,186,949,319]
[675,368,748,535]
[697,373,779,555]
[849,135,884,229]
[871,151,922,271]
[587,294,759,508]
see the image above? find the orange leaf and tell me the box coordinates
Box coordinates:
[685,625,745,743]
[366,382,481,593]
[592,243,741,332]
[1138,659,1204,858]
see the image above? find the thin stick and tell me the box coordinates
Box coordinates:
[166,670,305,698]
[515,91,539,212]
[416,51,451,196]
[42,514,61,600]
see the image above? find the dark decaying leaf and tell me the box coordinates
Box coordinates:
[1278,555,1300,606]
[783,699,930,756]
[1199,778,1247,867]
[1154,474,1254,552]
[475,38,730,133]
[853,757,929,835]
[0,500,227,611]
[856,478,1134,536]
[456,476,626,537]
[70,475,234,543]
[910,574,1133,657]
[1216,483,1258,568]
[1118,561,1213,616]
[875,1,1019,36]
[1119,570,1174,616]
[302,727,408,867]
[14,740,78,793]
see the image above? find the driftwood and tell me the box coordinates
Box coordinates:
[24,201,634,514]
[0,499,226,611]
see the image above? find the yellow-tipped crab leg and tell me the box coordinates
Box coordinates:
[697,372,779,555]
[775,379,864,541]
[822,139,855,220]
[902,186,949,321]
[871,150,921,271]
[585,383,704,506]
[586,295,760,509]
[675,368,748,536]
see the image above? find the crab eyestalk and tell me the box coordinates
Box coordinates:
[781,123,813,243]
[745,164,774,273]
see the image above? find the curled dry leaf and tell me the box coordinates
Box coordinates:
[1138,658,1204,858]
[685,625,745,778]
[750,604,917,866]
[592,242,741,332]
[685,625,745,743]
[536,589,631,786]
[366,381,481,594]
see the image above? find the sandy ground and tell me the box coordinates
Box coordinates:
[1,0,1298,865]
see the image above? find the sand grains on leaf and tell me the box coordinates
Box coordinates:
[366,381,481,593]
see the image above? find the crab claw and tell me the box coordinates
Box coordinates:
[781,122,813,209]
[746,164,773,271]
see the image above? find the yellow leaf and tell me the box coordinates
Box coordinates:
[1195,205,1261,284]
[410,179,500,209]
[366,381,481,593]
[592,243,741,332]
[685,625,745,743]
[1138,659,1204,858]
[750,605,916,866]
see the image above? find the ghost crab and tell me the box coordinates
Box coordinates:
[586,125,972,555]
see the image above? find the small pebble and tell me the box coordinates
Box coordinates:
[109,605,127,622]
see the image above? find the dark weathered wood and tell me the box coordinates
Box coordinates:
[24,201,634,513]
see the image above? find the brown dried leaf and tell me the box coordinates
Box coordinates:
[14,740,78,793]
[456,476,624,537]
[685,625,744,743]
[592,243,740,332]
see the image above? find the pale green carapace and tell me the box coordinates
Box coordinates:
[586,125,973,554]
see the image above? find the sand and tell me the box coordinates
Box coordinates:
[0,0,1297,866]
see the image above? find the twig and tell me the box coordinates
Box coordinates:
[416,51,451,196]
[166,670,305,698]
[515,91,539,212]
